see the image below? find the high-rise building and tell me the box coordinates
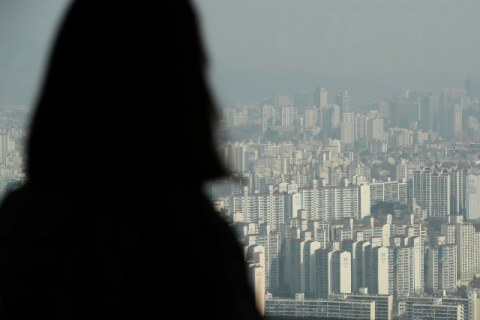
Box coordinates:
[388,101,409,129]
[365,246,390,295]
[413,168,450,217]
[262,105,276,133]
[393,245,412,300]
[331,251,351,294]
[281,106,297,126]
[313,87,328,109]
[438,104,462,140]
[0,134,8,166]
[297,184,363,221]
[247,252,266,316]
[315,248,333,298]
[354,114,367,141]
[368,117,384,141]
[336,91,352,114]
[304,107,318,127]
[230,185,285,231]
[419,94,439,133]
[439,244,457,293]
[456,222,476,285]
[465,78,480,100]
[467,173,480,221]
[293,91,313,112]
[340,112,355,146]
[439,88,468,106]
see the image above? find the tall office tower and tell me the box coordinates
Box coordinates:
[322,104,341,137]
[335,91,352,114]
[262,105,276,133]
[408,236,423,295]
[456,222,476,285]
[465,78,480,100]
[331,251,351,294]
[276,96,292,107]
[419,94,439,133]
[467,174,480,221]
[303,240,321,297]
[293,91,313,113]
[438,105,462,140]
[365,246,390,295]
[393,245,413,300]
[354,114,367,140]
[304,107,318,127]
[409,98,421,125]
[468,116,480,141]
[451,105,463,141]
[439,88,468,106]
[368,117,384,140]
[340,112,355,146]
[450,169,467,216]
[315,249,333,298]
[281,106,297,126]
[388,101,409,129]
[439,244,458,293]
[313,87,328,108]
[413,168,450,217]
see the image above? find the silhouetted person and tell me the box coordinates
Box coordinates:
[0,1,263,319]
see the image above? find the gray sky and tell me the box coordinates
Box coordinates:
[193,0,480,75]
[192,0,480,105]
[0,0,71,106]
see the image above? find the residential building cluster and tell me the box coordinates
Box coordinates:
[208,80,480,319]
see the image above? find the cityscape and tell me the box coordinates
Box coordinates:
[205,82,480,319]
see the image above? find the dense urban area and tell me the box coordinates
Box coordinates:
[0,105,29,203]
[204,80,480,319]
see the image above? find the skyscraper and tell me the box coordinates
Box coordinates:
[336,91,352,114]
[388,101,409,129]
[340,112,355,146]
[313,87,328,108]
[420,94,439,133]
[465,78,480,100]
[293,91,313,112]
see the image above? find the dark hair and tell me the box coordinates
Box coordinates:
[27,0,226,201]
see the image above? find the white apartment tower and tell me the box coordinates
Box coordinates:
[315,248,333,299]
[281,107,297,126]
[331,251,351,294]
[365,245,390,295]
[262,105,276,133]
[340,112,355,146]
[457,222,476,285]
[413,169,450,217]
[467,174,480,221]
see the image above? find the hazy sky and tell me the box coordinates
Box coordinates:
[0,0,70,106]
[193,0,480,75]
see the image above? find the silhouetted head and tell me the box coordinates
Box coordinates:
[27,0,226,204]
